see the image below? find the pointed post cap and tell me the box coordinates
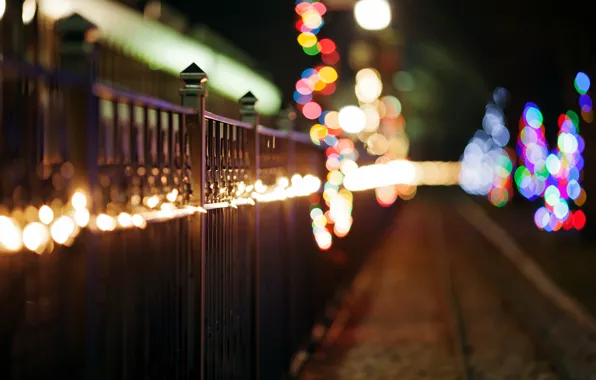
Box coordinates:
[55,13,97,37]
[239,91,258,106]
[180,62,208,86]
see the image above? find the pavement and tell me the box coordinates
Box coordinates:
[299,188,560,380]
[478,199,596,317]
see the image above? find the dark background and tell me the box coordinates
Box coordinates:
[135,0,596,161]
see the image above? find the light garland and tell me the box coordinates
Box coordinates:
[460,88,514,207]
[294,0,340,123]
[0,173,322,255]
[514,73,590,232]
[294,0,347,250]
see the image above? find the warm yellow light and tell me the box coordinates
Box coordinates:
[39,205,54,225]
[132,214,147,229]
[96,214,116,232]
[297,32,317,48]
[117,213,133,228]
[319,66,338,84]
[254,180,267,194]
[324,111,340,129]
[0,216,23,252]
[23,222,50,253]
[160,203,176,213]
[71,191,87,210]
[355,68,379,83]
[340,159,359,175]
[146,195,160,209]
[0,0,6,20]
[74,208,90,227]
[354,0,392,31]
[22,0,37,24]
[344,160,462,191]
[166,189,179,203]
[39,0,73,19]
[366,133,389,156]
[277,177,290,189]
[51,216,76,245]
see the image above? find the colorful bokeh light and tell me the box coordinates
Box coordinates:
[513,73,590,232]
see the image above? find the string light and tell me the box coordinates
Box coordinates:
[0,172,322,254]
[513,73,589,232]
[460,89,513,207]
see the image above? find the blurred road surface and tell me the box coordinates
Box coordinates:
[300,188,560,380]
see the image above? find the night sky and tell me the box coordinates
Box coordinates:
[163,0,309,106]
[155,0,596,159]
[158,0,596,95]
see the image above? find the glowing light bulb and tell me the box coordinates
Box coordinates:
[51,216,76,245]
[0,216,23,252]
[354,0,392,31]
[71,191,87,210]
[23,222,50,253]
[96,214,116,232]
[38,205,54,225]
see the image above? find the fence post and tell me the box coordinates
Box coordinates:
[55,13,99,205]
[283,106,299,363]
[180,63,208,205]
[0,0,25,204]
[55,13,100,380]
[239,91,260,380]
[179,62,208,378]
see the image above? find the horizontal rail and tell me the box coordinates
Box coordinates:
[0,54,83,84]
[290,131,313,145]
[257,125,288,138]
[205,111,254,129]
[257,126,318,146]
[94,82,196,114]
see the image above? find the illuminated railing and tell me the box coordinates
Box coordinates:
[0,10,395,380]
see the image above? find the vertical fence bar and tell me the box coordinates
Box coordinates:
[284,107,298,365]
[239,91,259,380]
[180,62,208,378]
[0,4,25,379]
[55,13,100,380]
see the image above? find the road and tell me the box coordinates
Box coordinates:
[299,190,561,380]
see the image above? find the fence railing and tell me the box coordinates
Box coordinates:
[0,11,395,380]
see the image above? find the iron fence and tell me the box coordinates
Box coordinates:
[0,10,395,380]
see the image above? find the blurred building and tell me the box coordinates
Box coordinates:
[28,0,281,118]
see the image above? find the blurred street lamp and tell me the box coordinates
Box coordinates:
[354,0,391,31]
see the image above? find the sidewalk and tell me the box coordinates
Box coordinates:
[299,201,461,380]
[479,200,596,317]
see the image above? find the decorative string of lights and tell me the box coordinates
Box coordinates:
[294,0,348,250]
[0,173,322,255]
[294,0,340,124]
[296,3,409,249]
[514,72,590,232]
[460,88,514,207]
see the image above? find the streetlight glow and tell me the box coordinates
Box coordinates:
[354,0,392,31]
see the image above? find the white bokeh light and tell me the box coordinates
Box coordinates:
[354,0,392,31]
[22,0,37,24]
[338,106,367,134]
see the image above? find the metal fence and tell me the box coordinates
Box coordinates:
[0,11,395,380]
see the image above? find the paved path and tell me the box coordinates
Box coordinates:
[300,196,560,380]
